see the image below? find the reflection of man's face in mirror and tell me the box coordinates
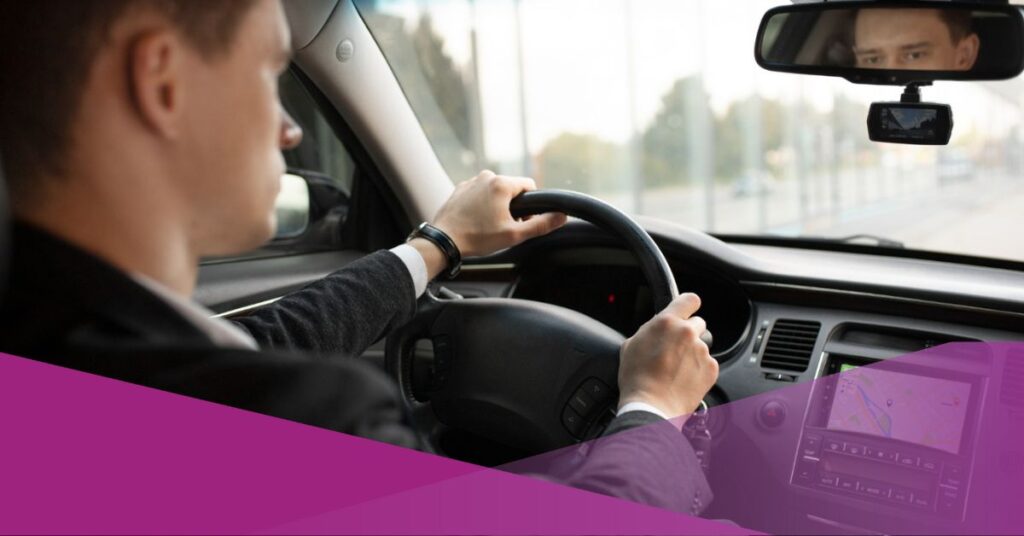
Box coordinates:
[854,8,980,71]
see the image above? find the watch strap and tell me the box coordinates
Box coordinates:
[407,222,462,279]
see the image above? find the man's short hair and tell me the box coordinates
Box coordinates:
[0,1,258,203]
[939,9,974,44]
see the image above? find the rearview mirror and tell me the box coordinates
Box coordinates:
[755,1,1024,85]
[273,173,311,240]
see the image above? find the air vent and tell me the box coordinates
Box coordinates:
[1000,349,1024,408]
[761,319,821,373]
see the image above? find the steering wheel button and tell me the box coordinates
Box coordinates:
[431,370,449,391]
[569,391,596,417]
[562,406,586,438]
[432,336,453,371]
[581,378,613,403]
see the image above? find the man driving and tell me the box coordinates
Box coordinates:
[853,8,980,71]
[0,0,717,514]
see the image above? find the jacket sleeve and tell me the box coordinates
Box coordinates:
[523,412,714,516]
[229,250,417,358]
[55,340,423,451]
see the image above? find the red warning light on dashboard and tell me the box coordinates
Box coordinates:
[607,293,616,304]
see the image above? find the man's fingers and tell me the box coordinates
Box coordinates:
[512,212,567,241]
[479,174,537,202]
[663,292,702,319]
[685,315,707,341]
[495,175,538,196]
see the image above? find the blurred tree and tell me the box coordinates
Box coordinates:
[716,96,786,179]
[639,76,709,188]
[356,8,481,180]
[832,94,872,152]
[535,133,625,193]
[411,16,474,152]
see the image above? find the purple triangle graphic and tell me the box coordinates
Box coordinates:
[0,353,745,534]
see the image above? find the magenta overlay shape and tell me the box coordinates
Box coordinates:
[4,342,1022,534]
[0,353,742,535]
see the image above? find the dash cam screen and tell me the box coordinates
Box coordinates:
[877,107,938,140]
[827,363,971,454]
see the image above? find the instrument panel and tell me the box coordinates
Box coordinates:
[511,247,753,356]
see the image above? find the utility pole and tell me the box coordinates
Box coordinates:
[623,0,643,214]
[512,0,532,177]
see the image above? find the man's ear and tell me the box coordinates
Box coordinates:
[128,30,185,139]
[955,33,981,71]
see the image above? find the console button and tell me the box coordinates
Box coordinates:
[891,487,912,503]
[898,454,920,468]
[568,390,597,417]
[759,400,787,428]
[911,492,933,509]
[844,443,865,456]
[873,448,897,463]
[581,378,613,403]
[938,492,963,515]
[562,406,586,437]
[862,446,876,458]
[825,439,844,453]
[818,473,838,487]
[801,435,822,457]
[837,477,857,492]
[919,458,939,473]
[941,464,965,488]
[794,459,816,484]
[860,481,889,498]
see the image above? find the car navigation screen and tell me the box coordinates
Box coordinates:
[827,363,971,454]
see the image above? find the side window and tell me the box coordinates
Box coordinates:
[280,69,355,194]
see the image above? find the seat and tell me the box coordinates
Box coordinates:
[0,158,8,300]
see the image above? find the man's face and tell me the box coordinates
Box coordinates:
[854,8,979,71]
[174,0,300,256]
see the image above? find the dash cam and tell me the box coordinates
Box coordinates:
[867,102,953,145]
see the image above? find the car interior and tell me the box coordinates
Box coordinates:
[111,0,1024,533]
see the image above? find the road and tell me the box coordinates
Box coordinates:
[590,166,1024,262]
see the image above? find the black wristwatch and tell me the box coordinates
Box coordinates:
[407,222,462,279]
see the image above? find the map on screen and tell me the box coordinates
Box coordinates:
[827,364,971,454]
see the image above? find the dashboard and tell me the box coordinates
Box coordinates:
[444,218,1024,534]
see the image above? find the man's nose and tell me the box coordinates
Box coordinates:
[280,107,303,150]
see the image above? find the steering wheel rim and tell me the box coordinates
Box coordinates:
[509,190,679,310]
[386,189,710,454]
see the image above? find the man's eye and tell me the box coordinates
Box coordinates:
[904,51,928,62]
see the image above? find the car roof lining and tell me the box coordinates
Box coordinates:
[283,0,339,52]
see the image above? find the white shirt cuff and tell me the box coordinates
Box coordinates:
[390,243,429,298]
[616,401,671,420]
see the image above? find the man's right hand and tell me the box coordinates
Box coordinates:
[617,293,718,420]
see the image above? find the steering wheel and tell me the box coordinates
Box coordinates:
[385,189,712,453]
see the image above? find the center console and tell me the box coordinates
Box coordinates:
[790,353,981,520]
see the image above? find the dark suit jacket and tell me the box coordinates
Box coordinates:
[0,223,711,514]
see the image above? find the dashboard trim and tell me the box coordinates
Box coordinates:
[741,281,1024,329]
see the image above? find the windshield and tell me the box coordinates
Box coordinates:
[356,0,1024,262]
